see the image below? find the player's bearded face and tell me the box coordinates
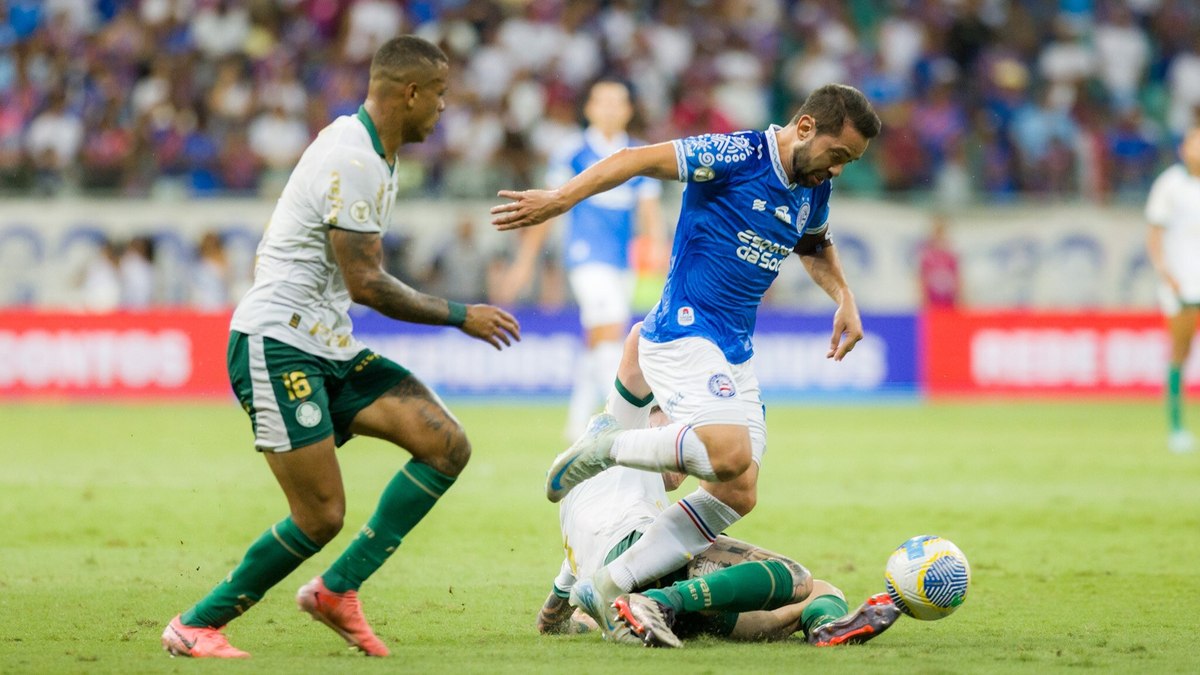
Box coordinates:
[790,141,830,187]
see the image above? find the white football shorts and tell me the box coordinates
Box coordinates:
[568,262,634,329]
[638,336,767,465]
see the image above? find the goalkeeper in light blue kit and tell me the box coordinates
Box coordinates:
[493,84,881,637]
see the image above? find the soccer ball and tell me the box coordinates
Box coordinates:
[884,535,970,621]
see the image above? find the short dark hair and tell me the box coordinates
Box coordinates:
[791,84,881,140]
[370,35,448,80]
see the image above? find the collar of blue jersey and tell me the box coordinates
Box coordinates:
[765,124,796,191]
[584,126,631,157]
[355,105,389,160]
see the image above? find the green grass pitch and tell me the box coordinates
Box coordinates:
[1,399,1198,673]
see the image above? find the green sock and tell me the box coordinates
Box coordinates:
[182,516,321,628]
[322,460,456,593]
[642,560,795,614]
[800,594,850,635]
[1169,365,1183,431]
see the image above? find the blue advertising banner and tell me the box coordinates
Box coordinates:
[353,309,918,399]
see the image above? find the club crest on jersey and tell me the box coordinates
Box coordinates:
[296,401,322,428]
[350,200,371,224]
[707,373,736,398]
[797,202,811,228]
[773,205,791,225]
[677,306,695,326]
[693,167,715,182]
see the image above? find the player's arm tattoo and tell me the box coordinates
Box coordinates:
[330,228,458,325]
[536,592,583,635]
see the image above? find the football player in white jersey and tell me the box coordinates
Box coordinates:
[500,78,666,441]
[163,36,519,659]
[1147,125,1200,453]
[537,403,900,648]
[493,84,880,633]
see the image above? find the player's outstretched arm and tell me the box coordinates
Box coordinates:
[797,244,862,361]
[331,228,521,350]
[535,585,598,635]
[491,142,679,231]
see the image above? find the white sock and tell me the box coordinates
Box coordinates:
[604,378,653,429]
[607,487,742,591]
[565,349,598,439]
[611,423,716,480]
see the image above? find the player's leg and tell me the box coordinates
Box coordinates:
[604,322,655,429]
[726,579,846,641]
[608,337,754,480]
[165,333,336,658]
[632,536,809,622]
[690,537,897,645]
[616,538,813,646]
[280,351,461,657]
[572,352,764,623]
[545,337,754,503]
[1165,300,1198,452]
[314,363,467,595]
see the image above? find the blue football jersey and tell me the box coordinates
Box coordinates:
[640,125,833,364]
[547,128,662,270]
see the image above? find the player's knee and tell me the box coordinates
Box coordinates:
[446,422,473,472]
[810,579,845,602]
[708,481,756,515]
[708,441,753,482]
[696,426,753,481]
[296,502,345,545]
[441,424,472,476]
[781,559,814,603]
[710,452,752,482]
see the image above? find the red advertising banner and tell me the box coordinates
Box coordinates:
[0,311,232,399]
[922,309,1177,396]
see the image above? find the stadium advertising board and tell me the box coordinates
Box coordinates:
[0,310,918,399]
[0,311,230,398]
[333,309,919,399]
[923,309,1183,395]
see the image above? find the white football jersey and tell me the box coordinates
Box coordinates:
[557,467,671,584]
[1146,164,1200,298]
[231,107,399,359]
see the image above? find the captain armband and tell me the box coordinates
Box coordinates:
[794,226,833,256]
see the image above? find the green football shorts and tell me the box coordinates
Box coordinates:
[227,331,411,453]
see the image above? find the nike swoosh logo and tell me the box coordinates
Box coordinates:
[549,457,578,491]
[171,625,197,650]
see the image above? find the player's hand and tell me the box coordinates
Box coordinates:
[491,189,567,230]
[828,292,863,361]
[461,304,521,350]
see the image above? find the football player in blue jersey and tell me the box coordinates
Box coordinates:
[500,78,667,440]
[492,83,880,635]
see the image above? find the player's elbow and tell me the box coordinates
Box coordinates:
[343,271,379,306]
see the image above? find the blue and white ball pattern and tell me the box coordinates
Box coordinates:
[884,535,970,621]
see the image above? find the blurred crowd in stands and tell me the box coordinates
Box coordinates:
[2,0,1199,206]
